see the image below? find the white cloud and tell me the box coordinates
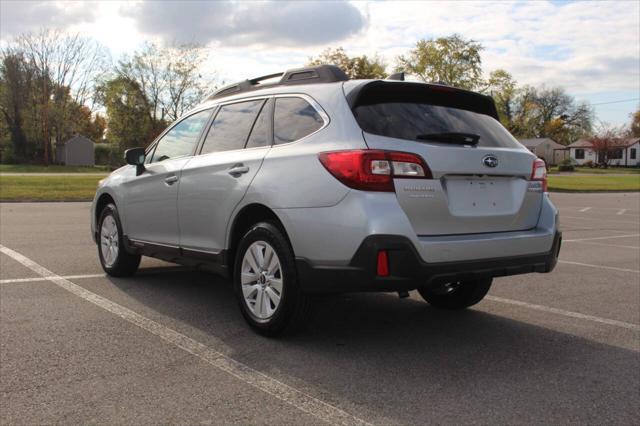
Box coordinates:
[121,0,366,47]
[0,1,97,37]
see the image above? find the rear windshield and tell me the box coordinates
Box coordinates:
[353,102,522,148]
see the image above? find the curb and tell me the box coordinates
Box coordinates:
[0,199,93,203]
[548,189,640,193]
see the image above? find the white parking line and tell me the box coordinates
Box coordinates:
[0,244,370,426]
[579,207,592,212]
[561,216,640,226]
[617,209,628,215]
[565,241,640,249]
[558,260,639,274]
[0,273,104,284]
[486,296,640,332]
[564,233,640,242]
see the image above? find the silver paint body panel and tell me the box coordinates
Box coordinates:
[92,79,558,274]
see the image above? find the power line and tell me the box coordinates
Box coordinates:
[588,98,639,106]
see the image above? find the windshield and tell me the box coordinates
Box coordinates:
[353,102,522,149]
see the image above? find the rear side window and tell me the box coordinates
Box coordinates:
[201,100,265,154]
[354,102,521,149]
[273,97,324,145]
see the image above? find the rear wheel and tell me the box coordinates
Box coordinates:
[98,203,141,277]
[233,222,312,337]
[418,278,492,309]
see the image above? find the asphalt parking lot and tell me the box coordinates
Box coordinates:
[1,192,638,425]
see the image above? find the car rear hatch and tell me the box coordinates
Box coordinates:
[347,80,544,236]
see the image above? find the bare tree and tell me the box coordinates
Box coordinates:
[116,43,209,123]
[13,29,110,163]
[163,44,208,121]
[117,43,167,123]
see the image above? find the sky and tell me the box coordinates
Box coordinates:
[1,0,638,126]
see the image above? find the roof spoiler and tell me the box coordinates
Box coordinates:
[207,65,349,101]
[346,80,500,121]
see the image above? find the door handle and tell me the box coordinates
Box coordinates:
[228,164,250,177]
[164,175,179,185]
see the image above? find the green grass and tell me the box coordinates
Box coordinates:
[0,175,105,201]
[0,164,110,173]
[548,174,640,191]
[549,166,640,174]
[1,169,638,202]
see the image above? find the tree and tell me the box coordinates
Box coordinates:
[97,77,155,156]
[484,69,518,129]
[510,86,593,145]
[10,29,109,164]
[589,126,625,167]
[629,110,640,137]
[164,44,209,121]
[0,52,36,161]
[116,42,209,122]
[308,47,388,79]
[396,34,483,90]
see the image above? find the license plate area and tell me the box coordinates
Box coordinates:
[444,176,518,216]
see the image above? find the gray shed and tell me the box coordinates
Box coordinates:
[56,135,95,166]
[518,138,567,166]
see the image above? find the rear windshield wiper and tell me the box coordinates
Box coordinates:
[415,132,480,145]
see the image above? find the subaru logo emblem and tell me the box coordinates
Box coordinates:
[482,155,498,168]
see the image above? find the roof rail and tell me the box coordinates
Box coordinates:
[207,65,349,101]
[387,72,405,81]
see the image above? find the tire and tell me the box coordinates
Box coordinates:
[97,203,141,277]
[418,278,492,310]
[233,221,312,337]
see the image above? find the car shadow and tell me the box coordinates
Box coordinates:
[106,266,640,424]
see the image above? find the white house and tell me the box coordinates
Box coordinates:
[568,138,640,167]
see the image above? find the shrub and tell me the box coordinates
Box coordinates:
[0,144,17,164]
[94,143,121,167]
[583,160,594,168]
[558,158,575,171]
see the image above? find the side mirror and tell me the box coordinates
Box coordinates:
[124,147,146,176]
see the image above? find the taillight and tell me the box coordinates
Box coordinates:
[318,150,432,192]
[531,158,548,192]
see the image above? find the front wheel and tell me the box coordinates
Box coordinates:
[97,203,141,277]
[233,222,312,337]
[418,278,492,309]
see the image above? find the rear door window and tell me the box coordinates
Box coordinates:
[273,97,324,145]
[245,100,271,149]
[353,102,521,148]
[201,100,265,154]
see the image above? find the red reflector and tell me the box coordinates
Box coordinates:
[377,250,389,277]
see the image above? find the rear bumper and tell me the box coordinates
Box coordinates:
[297,231,561,293]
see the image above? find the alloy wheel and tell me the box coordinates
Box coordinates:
[241,241,283,320]
[100,215,119,267]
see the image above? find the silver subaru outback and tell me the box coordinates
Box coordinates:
[91,65,561,336]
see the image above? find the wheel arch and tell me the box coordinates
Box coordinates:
[94,192,116,240]
[226,203,291,276]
